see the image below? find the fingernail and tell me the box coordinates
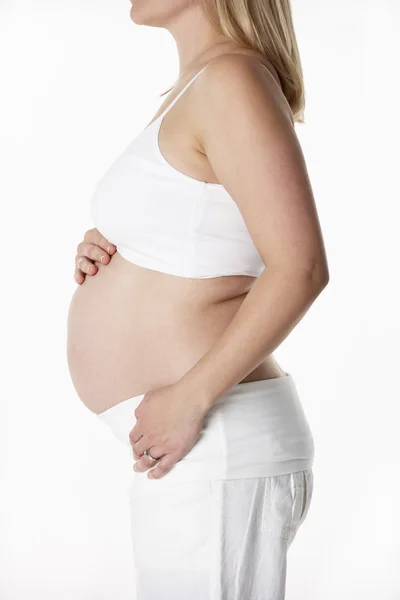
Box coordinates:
[107,246,113,254]
[100,255,106,264]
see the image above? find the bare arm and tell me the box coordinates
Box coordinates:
[178,54,330,409]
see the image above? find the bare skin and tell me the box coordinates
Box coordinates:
[66,46,289,415]
[67,225,287,415]
[66,1,330,482]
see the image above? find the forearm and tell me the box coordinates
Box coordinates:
[178,264,328,411]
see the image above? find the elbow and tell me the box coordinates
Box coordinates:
[307,260,330,293]
[269,258,330,293]
[284,259,329,294]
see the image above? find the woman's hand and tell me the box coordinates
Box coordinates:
[74,228,116,284]
[129,382,210,480]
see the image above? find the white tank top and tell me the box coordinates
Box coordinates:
[90,64,266,278]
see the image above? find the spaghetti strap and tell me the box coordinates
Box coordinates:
[158,65,208,120]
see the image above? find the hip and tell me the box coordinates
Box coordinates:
[96,372,315,482]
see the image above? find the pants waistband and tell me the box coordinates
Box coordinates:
[96,373,315,482]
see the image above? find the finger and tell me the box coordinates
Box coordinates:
[131,433,153,458]
[83,228,117,255]
[74,268,85,284]
[75,255,98,275]
[130,436,143,461]
[129,423,143,445]
[77,242,110,266]
[133,446,164,473]
[147,453,178,479]
[129,426,146,459]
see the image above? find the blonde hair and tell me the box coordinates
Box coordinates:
[161,0,305,124]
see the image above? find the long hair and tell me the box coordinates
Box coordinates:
[161,0,305,124]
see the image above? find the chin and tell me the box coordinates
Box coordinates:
[129,4,157,26]
[129,6,146,24]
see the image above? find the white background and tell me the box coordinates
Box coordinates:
[1,0,399,598]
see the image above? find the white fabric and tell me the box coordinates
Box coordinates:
[96,374,315,598]
[97,374,315,482]
[126,469,314,600]
[90,64,266,279]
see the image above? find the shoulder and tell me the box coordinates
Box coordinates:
[199,52,293,125]
[204,51,279,86]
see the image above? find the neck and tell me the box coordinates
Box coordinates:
[166,5,238,79]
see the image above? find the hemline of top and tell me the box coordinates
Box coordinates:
[117,246,265,279]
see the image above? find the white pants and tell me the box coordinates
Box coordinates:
[126,469,313,600]
[97,375,315,599]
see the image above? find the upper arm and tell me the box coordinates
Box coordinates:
[196,54,329,279]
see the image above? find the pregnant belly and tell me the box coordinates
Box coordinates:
[67,252,253,414]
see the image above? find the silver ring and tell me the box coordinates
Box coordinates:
[143,448,159,462]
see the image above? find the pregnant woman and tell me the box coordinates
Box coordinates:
[67,0,329,598]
